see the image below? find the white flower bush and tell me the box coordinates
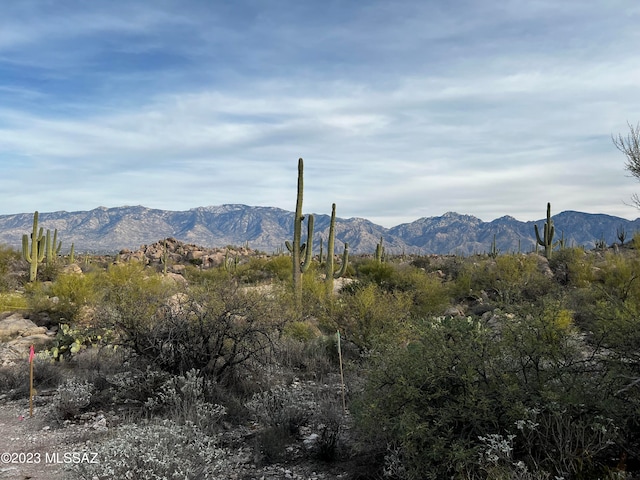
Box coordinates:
[245,380,319,433]
[69,420,229,480]
[143,369,227,434]
[47,379,93,422]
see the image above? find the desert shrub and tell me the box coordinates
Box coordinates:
[47,271,100,322]
[142,369,227,435]
[578,282,640,457]
[491,254,554,304]
[182,263,231,286]
[69,420,229,480]
[32,355,66,389]
[448,255,553,305]
[0,244,23,290]
[107,366,174,409]
[0,291,28,312]
[247,381,318,462]
[101,281,281,384]
[37,260,63,282]
[354,306,625,479]
[447,258,495,300]
[276,334,336,380]
[282,320,321,342]
[355,259,398,289]
[24,281,55,318]
[0,364,33,399]
[332,283,413,350]
[410,255,431,270]
[47,378,93,422]
[0,355,64,399]
[392,265,451,316]
[246,380,347,463]
[96,261,176,308]
[246,382,317,435]
[549,247,595,287]
[314,395,346,462]
[593,251,640,305]
[94,262,178,353]
[264,254,293,282]
[233,256,290,284]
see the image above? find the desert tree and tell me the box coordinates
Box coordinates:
[613,122,640,208]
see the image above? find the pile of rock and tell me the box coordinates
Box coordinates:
[118,237,258,273]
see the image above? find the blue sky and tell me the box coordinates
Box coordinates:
[1,0,640,227]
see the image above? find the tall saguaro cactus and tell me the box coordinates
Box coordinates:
[325,203,349,294]
[285,158,314,306]
[375,236,385,263]
[22,211,45,282]
[45,228,62,266]
[534,202,557,258]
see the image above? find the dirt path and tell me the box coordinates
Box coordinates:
[0,399,94,480]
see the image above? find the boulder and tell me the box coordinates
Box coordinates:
[0,313,56,365]
[0,314,41,342]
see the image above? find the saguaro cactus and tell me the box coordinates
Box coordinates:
[325,203,349,293]
[22,211,45,282]
[489,233,500,258]
[375,236,385,263]
[534,202,557,258]
[45,228,62,266]
[285,158,314,306]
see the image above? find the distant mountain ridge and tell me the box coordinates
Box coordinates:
[0,205,638,255]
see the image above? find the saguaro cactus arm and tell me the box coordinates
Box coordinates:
[45,229,62,265]
[333,242,349,279]
[22,211,45,282]
[300,214,314,273]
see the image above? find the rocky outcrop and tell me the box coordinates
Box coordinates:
[0,313,56,366]
[119,237,258,271]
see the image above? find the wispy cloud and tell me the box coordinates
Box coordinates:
[0,0,639,227]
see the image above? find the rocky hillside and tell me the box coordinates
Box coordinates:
[0,205,638,255]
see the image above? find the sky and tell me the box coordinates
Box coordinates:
[1,0,640,228]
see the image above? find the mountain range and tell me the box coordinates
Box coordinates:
[0,205,638,256]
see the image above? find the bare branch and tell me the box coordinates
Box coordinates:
[613,122,640,179]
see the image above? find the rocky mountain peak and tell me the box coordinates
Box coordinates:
[0,205,637,255]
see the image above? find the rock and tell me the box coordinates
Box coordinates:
[443,305,465,317]
[91,415,108,432]
[21,326,47,337]
[7,334,54,353]
[303,433,319,450]
[0,314,55,364]
[170,264,186,274]
[62,264,83,275]
[0,314,40,341]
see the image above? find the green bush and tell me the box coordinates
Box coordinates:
[264,254,294,282]
[354,304,625,479]
[95,261,177,338]
[0,291,28,313]
[101,280,282,384]
[47,271,100,322]
[0,244,23,290]
[333,283,413,350]
[549,247,595,287]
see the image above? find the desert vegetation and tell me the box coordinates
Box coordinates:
[1,226,640,479]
